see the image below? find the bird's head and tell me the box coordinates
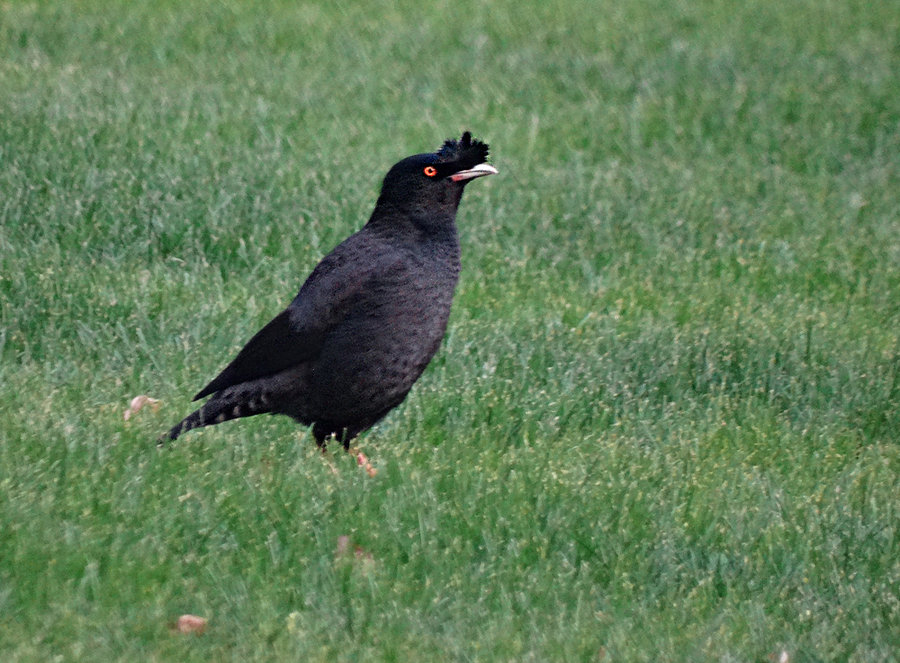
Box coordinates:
[373,132,497,226]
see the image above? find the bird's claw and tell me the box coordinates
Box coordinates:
[351,448,378,477]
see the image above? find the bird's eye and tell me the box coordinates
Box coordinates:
[423,166,438,177]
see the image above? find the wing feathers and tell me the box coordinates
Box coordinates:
[192,308,316,400]
[192,240,402,401]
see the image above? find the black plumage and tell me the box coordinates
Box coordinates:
[161,132,496,449]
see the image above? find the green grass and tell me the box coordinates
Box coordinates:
[2,0,899,660]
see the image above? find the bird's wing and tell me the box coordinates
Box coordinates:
[191,306,312,400]
[192,244,402,401]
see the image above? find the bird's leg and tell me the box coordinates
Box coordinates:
[312,429,339,475]
[349,446,377,477]
[339,429,377,477]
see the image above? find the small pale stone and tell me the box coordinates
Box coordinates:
[176,614,208,634]
[123,395,161,421]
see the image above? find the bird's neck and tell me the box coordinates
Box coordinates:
[367,201,460,244]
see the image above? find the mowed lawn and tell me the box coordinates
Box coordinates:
[1,0,898,660]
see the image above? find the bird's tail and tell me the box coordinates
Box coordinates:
[157,391,269,446]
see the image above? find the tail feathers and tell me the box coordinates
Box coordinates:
[158,391,271,446]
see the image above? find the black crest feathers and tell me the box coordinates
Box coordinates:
[436,131,490,170]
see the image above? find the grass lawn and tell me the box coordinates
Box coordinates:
[1,0,898,660]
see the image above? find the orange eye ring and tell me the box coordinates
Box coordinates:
[423,166,438,177]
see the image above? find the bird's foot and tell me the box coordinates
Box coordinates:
[316,444,340,475]
[349,447,377,477]
[325,456,339,475]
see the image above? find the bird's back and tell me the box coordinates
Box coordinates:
[284,224,461,436]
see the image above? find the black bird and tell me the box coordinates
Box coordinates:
[161,132,496,451]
